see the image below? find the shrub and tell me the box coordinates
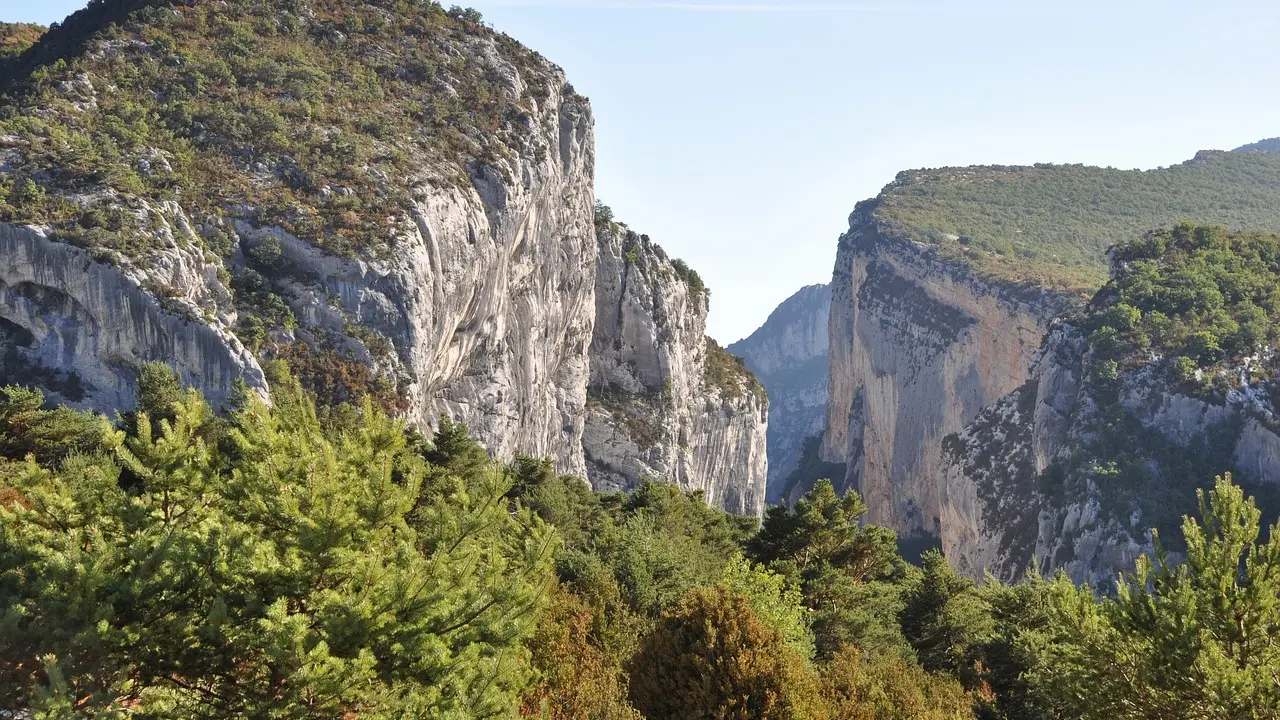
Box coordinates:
[820,645,974,720]
[628,585,826,720]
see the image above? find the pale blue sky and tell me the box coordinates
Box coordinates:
[7,0,1280,342]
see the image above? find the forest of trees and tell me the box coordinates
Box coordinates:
[2,362,1279,718]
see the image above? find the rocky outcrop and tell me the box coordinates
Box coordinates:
[0,44,597,477]
[941,322,1280,589]
[821,199,1077,538]
[0,219,265,411]
[584,224,768,516]
[235,69,596,476]
[0,8,773,514]
[729,284,830,503]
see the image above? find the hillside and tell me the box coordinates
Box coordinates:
[0,0,565,260]
[942,224,1280,586]
[873,149,1280,293]
[0,0,775,517]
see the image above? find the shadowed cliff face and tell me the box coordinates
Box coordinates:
[585,225,768,517]
[729,284,830,503]
[0,222,266,411]
[941,322,1280,588]
[821,202,1076,541]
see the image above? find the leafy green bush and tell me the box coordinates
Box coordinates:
[1082,223,1280,390]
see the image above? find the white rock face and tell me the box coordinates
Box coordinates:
[729,283,830,502]
[0,221,266,411]
[0,48,768,515]
[822,201,1074,537]
[584,225,768,516]
[941,322,1280,588]
[233,72,597,476]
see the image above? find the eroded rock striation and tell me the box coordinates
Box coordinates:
[940,321,1280,588]
[0,220,265,411]
[729,283,830,503]
[0,1,768,513]
[585,224,768,516]
[821,199,1076,538]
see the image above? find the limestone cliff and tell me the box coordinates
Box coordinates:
[0,23,595,476]
[821,199,1076,538]
[229,70,596,476]
[0,0,769,514]
[729,284,830,503]
[0,220,264,411]
[941,321,1280,588]
[941,227,1280,588]
[584,224,768,516]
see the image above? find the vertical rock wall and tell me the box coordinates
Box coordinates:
[583,225,768,516]
[728,283,831,503]
[822,201,1073,537]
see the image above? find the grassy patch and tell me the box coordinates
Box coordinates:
[875,152,1280,292]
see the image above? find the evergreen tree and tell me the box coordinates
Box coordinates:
[1032,474,1280,719]
[899,551,995,684]
[0,385,115,466]
[0,377,556,718]
[750,480,908,660]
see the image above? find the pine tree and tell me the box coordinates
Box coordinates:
[1032,474,1280,719]
[0,375,557,718]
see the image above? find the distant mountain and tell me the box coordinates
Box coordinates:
[728,283,829,503]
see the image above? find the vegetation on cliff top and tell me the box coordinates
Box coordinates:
[706,338,767,402]
[874,150,1280,293]
[1086,222,1280,393]
[3,367,1280,717]
[596,200,709,300]
[1033,224,1280,559]
[0,23,44,62]
[0,0,561,260]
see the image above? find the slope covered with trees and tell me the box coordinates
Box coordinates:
[0,0,548,259]
[2,363,1279,718]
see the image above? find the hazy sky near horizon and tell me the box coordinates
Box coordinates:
[8,0,1280,342]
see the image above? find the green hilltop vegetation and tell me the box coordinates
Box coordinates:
[1089,223,1280,394]
[0,23,44,63]
[1033,223,1280,557]
[2,362,1279,718]
[873,150,1280,294]
[0,0,556,259]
